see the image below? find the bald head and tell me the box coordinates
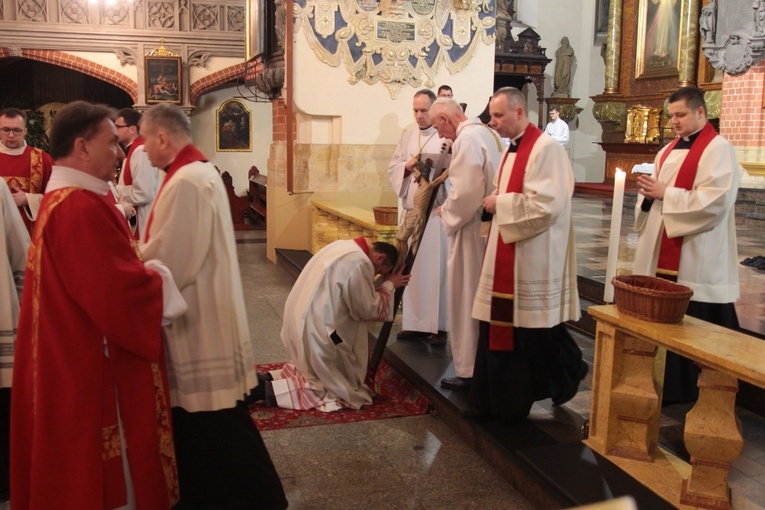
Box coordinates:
[429,99,467,141]
[489,87,530,139]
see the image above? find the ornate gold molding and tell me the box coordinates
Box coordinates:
[593,101,627,132]
[742,161,765,177]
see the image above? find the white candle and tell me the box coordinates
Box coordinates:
[604,169,626,303]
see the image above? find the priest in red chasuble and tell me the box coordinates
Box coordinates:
[11,102,180,509]
[0,108,53,235]
[633,87,741,405]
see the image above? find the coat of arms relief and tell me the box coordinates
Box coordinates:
[293,0,496,98]
[701,0,765,75]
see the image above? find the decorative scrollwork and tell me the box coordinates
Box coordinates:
[188,50,212,68]
[593,101,626,132]
[227,5,244,31]
[102,1,130,25]
[294,0,495,98]
[147,0,175,28]
[192,3,219,30]
[113,48,137,66]
[19,0,47,21]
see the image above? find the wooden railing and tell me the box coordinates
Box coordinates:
[311,200,398,254]
[585,305,765,509]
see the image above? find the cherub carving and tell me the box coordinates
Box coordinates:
[394,155,449,270]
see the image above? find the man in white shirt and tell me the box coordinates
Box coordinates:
[544,106,569,147]
[114,108,162,239]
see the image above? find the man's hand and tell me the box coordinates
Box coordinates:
[11,189,28,207]
[120,198,136,219]
[404,155,417,176]
[636,174,667,200]
[386,270,410,289]
[482,194,498,214]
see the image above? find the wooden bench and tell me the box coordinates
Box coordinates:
[586,305,765,509]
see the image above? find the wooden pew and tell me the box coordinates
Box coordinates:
[586,304,765,509]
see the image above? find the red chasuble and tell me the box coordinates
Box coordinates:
[11,187,178,509]
[489,124,543,351]
[0,146,53,234]
[656,123,718,274]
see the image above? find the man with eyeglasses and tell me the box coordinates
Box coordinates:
[0,108,53,235]
[114,108,162,240]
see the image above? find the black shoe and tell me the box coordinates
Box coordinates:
[552,362,589,406]
[396,330,431,340]
[440,376,472,391]
[429,330,448,346]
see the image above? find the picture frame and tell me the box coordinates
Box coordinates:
[216,99,252,152]
[595,0,609,37]
[145,56,183,104]
[635,0,684,79]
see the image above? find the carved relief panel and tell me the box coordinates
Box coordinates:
[293,0,497,98]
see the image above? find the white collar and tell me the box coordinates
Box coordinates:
[0,140,27,156]
[682,127,704,143]
[46,165,110,195]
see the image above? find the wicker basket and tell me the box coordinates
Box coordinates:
[373,206,398,226]
[612,275,693,323]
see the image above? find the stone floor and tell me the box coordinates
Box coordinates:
[238,190,765,509]
[237,232,535,510]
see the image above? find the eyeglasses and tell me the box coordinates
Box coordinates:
[0,128,24,135]
[114,124,130,129]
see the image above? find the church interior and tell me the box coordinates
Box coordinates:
[3,0,765,507]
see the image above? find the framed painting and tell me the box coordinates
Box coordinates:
[635,0,684,79]
[145,56,182,104]
[216,99,252,152]
[595,0,609,37]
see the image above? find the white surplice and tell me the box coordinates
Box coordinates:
[633,135,740,303]
[544,117,569,146]
[472,134,580,327]
[140,160,257,412]
[117,143,162,238]
[387,126,450,333]
[440,118,502,378]
[277,240,395,411]
[0,179,29,388]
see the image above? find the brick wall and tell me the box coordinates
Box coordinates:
[720,61,765,147]
[271,98,295,142]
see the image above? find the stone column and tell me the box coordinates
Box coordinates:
[678,0,700,87]
[604,0,623,94]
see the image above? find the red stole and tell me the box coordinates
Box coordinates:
[122,136,144,186]
[488,124,543,351]
[354,236,370,255]
[656,123,718,273]
[144,144,208,242]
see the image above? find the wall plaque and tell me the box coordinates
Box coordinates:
[376,20,417,43]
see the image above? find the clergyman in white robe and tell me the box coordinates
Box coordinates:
[440,118,502,379]
[0,178,29,495]
[633,125,740,404]
[470,126,584,419]
[388,124,450,337]
[271,239,395,412]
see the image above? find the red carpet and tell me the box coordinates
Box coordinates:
[249,360,430,431]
